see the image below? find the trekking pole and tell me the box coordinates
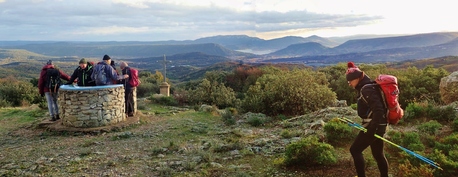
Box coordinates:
[338,117,443,170]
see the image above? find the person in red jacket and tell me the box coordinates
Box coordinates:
[38,60,71,121]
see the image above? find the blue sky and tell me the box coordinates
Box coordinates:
[1,0,457,41]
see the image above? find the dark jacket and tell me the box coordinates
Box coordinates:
[91,61,124,85]
[68,62,95,86]
[38,64,71,95]
[356,75,387,134]
[121,66,133,90]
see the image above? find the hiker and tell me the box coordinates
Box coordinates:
[120,61,136,117]
[110,60,119,84]
[38,60,71,121]
[346,61,388,177]
[91,54,128,85]
[66,58,96,86]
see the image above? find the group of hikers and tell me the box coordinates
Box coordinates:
[36,55,398,176]
[37,54,137,121]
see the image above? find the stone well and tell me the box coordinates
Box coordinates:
[58,84,126,128]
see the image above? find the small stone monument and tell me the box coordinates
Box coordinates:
[160,54,170,96]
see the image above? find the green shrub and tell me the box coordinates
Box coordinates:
[0,77,37,107]
[404,102,426,121]
[324,119,356,146]
[152,96,178,106]
[427,105,456,122]
[397,160,434,177]
[429,149,458,177]
[453,119,458,132]
[350,103,357,110]
[417,120,442,135]
[187,78,239,109]
[221,108,236,125]
[242,68,336,116]
[137,82,159,98]
[284,136,337,168]
[403,132,425,151]
[388,131,425,154]
[245,113,271,127]
[435,133,458,155]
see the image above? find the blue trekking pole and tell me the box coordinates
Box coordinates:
[338,117,443,170]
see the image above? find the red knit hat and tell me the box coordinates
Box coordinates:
[346,62,363,81]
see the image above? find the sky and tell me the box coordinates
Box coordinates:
[1,0,457,41]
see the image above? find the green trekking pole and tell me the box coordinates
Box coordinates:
[338,117,442,170]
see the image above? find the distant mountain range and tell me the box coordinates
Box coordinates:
[2,31,458,68]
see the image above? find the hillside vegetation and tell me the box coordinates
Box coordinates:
[1,60,458,176]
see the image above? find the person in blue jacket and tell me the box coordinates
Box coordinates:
[91,55,128,85]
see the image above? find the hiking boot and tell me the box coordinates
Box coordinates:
[50,116,57,121]
[56,114,60,120]
[127,112,134,117]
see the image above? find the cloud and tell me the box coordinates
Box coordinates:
[0,0,382,41]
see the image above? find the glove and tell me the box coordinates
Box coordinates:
[41,93,44,97]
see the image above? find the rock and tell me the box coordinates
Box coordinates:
[440,71,458,104]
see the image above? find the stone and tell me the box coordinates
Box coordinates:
[440,71,458,104]
[58,86,133,128]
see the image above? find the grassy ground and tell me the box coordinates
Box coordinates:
[0,103,424,177]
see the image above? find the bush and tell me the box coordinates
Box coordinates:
[427,105,456,122]
[417,120,442,135]
[151,96,178,106]
[397,160,434,177]
[137,82,159,98]
[0,76,37,107]
[404,102,426,121]
[429,149,458,177]
[284,136,337,168]
[187,78,239,109]
[387,131,425,155]
[403,132,425,152]
[221,108,236,125]
[242,68,336,116]
[244,113,271,127]
[324,119,356,146]
[453,119,458,132]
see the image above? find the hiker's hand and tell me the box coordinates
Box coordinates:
[41,93,44,97]
[123,74,129,78]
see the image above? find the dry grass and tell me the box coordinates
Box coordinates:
[0,104,426,177]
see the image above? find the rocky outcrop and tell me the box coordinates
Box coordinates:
[440,71,458,104]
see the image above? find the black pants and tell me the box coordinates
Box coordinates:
[125,88,134,116]
[350,131,389,177]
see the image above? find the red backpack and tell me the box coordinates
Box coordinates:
[129,68,140,87]
[375,74,404,125]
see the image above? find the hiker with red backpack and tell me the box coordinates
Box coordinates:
[345,62,389,177]
[38,60,71,121]
[120,61,140,117]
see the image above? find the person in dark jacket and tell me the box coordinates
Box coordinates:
[38,60,71,121]
[67,58,96,86]
[120,61,135,117]
[91,54,128,85]
[346,61,388,177]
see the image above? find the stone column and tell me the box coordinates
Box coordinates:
[58,85,126,128]
[160,82,170,96]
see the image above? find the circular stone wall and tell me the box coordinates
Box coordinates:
[58,85,126,128]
